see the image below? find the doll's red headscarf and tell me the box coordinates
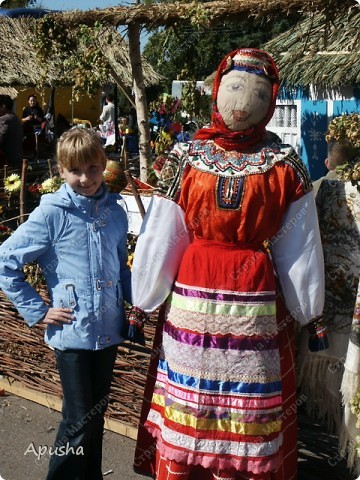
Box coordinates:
[194,48,280,151]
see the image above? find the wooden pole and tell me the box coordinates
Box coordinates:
[121,140,146,219]
[47,158,53,178]
[114,83,120,153]
[124,169,146,219]
[19,158,28,224]
[128,21,152,183]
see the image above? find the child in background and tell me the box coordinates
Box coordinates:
[0,128,131,480]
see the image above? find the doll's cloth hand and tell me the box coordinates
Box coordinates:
[127,306,148,346]
[306,315,329,352]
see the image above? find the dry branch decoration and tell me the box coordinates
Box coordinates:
[0,15,162,90]
[33,18,112,99]
[326,113,360,190]
[265,4,360,87]
[326,114,360,149]
[50,0,351,30]
[0,290,158,427]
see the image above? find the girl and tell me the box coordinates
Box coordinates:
[0,128,131,480]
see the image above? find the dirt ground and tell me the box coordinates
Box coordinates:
[0,392,356,480]
[0,393,143,480]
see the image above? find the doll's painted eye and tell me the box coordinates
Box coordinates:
[226,82,246,94]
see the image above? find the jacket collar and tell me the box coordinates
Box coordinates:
[64,183,108,217]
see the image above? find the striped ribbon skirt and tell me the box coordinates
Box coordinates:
[143,239,297,479]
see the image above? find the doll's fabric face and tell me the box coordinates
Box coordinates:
[216,70,272,132]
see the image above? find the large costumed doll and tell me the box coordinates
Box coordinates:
[129,48,327,480]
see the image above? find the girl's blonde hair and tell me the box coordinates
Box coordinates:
[56,128,107,170]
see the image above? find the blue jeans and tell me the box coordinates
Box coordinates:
[46,345,118,480]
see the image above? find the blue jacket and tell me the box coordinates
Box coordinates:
[0,183,131,351]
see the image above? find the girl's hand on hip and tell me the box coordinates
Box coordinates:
[41,308,74,326]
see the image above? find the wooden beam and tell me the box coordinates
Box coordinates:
[50,0,351,29]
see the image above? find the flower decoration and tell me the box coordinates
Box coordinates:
[326,113,360,192]
[326,113,360,148]
[23,261,44,291]
[4,174,21,194]
[127,233,138,270]
[0,225,13,243]
[350,391,360,453]
[335,159,360,184]
[127,253,134,269]
[39,176,63,194]
[28,183,41,195]
[149,94,181,122]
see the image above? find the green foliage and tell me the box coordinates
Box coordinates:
[180,80,211,123]
[1,0,36,7]
[143,15,301,91]
[33,18,111,100]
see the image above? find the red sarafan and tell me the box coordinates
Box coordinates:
[130,47,325,480]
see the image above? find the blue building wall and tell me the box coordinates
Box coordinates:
[332,97,360,117]
[300,100,328,181]
[281,86,360,181]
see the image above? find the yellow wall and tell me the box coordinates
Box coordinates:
[14,87,102,127]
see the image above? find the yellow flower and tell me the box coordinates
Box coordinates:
[127,254,134,269]
[4,174,21,194]
[39,177,63,194]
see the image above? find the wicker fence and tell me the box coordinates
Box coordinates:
[0,286,157,430]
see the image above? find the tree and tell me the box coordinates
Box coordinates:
[1,0,37,7]
[143,16,301,92]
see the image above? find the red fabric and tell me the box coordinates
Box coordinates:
[194,48,279,152]
[178,166,305,247]
[176,239,273,292]
[272,294,298,480]
[156,449,190,480]
[133,279,298,480]
[133,306,166,478]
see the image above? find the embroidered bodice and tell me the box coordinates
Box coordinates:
[155,139,312,245]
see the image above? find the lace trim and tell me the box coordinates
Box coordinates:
[165,304,278,337]
[145,412,283,473]
[162,332,281,381]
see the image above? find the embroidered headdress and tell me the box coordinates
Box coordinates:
[194,48,280,151]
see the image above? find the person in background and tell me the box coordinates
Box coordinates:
[129,48,327,480]
[128,106,138,133]
[22,94,44,127]
[0,94,23,168]
[312,140,356,195]
[298,132,360,475]
[21,94,45,157]
[99,93,115,126]
[176,122,190,143]
[0,128,131,480]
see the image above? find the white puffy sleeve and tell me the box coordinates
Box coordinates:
[270,191,325,325]
[131,194,190,313]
